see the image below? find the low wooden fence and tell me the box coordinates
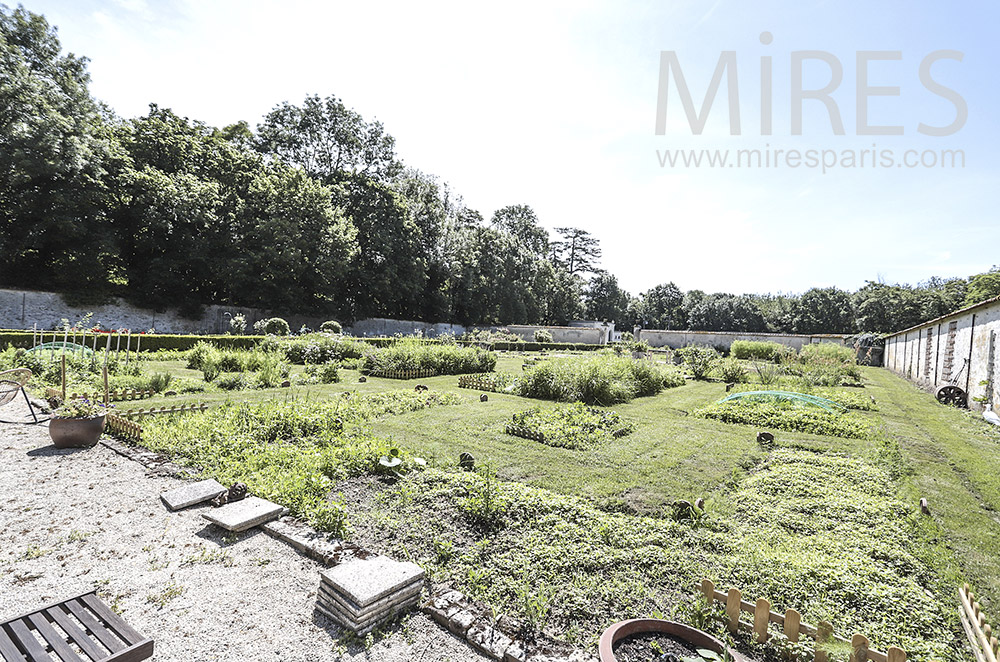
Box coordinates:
[960,584,998,662]
[701,580,906,662]
[505,424,545,442]
[69,389,155,402]
[118,403,209,419]
[105,414,142,442]
[458,374,501,392]
[366,369,438,380]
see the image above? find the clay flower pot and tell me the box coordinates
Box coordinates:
[48,414,107,448]
[598,619,747,662]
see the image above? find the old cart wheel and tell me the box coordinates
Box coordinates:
[936,385,968,408]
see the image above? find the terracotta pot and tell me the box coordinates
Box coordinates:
[598,619,747,662]
[48,414,107,448]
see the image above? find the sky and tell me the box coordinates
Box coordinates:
[22,0,1000,297]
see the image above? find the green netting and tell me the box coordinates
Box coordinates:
[26,342,95,355]
[718,390,847,413]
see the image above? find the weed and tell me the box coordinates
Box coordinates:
[146,582,184,608]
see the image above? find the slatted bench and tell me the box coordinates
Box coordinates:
[0,591,153,662]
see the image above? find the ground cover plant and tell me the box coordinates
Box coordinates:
[515,352,684,405]
[261,333,371,364]
[729,384,877,411]
[139,391,462,534]
[506,403,632,449]
[361,337,496,375]
[729,340,791,362]
[693,398,878,439]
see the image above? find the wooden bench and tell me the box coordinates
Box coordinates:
[0,591,153,661]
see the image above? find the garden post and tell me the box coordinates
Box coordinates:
[726,588,741,633]
[754,598,770,643]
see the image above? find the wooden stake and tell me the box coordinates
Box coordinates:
[754,598,771,643]
[103,365,109,406]
[726,588,741,633]
[61,354,66,400]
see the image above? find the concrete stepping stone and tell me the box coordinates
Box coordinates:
[201,496,285,532]
[160,479,227,511]
[316,556,424,634]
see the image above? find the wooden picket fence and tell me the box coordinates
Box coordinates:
[960,584,998,662]
[69,389,154,402]
[105,413,142,442]
[118,403,209,419]
[701,580,906,662]
[458,374,501,392]
[366,369,438,380]
[505,424,545,442]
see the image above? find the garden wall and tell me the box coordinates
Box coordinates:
[883,296,1000,412]
[505,325,607,345]
[345,318,466,337]
[636,328,850,352]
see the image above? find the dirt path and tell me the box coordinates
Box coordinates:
[0,398,489,662]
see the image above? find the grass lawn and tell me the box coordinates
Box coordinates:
[70,352,1000,661]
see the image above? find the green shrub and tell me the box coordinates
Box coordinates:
[298,362,340,385]
[716,358,749,383]
[508,403,633,449]
[461,328,524,344]
[215,372,251,390]
[800,342,855,365]
[362,338,496,375]
[693,399,877,439]
[730,340,790,362]
[264,334,371,364]
[320,320,343,334]
[676,346,719,380]
[533,329,554,343]
[149,372,173,393]
[255,317,290,336]
[516,353,683,405]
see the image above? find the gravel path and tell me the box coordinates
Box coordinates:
[0,398,489,662]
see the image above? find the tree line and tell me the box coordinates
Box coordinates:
[1,6,998,333]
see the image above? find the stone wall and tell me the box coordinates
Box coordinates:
[635,328,850,352]
[883,297,1000,412]
[505,325,607,345]
[345,318,466,338]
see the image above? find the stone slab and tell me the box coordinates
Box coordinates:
[160,479,227,511]
[319,556,425,608]
[318,580,422,621]
[201,496,285,532]
[467,622,514,661]
[315,594,420,635]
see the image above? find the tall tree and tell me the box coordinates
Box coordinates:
[635,283,686,329]
[491,205,549,256]
[794,287,855,334]
[551,227,601,276]
[584,272,631,323]
[256,94,400,184]
[0,5,114,294]
[965,267,1000,307]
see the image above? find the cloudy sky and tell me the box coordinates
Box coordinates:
[25,0,999,296]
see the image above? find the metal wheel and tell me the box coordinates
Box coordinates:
[936,385,968,408]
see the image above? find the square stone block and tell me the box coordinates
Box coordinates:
[201,496,284,532]
[318,580,422,621]
[320,556,425,608]
[160,479,227,511]
[315,594,420,635]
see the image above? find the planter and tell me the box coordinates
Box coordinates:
[48,414,107,448]
[599,619,747,662]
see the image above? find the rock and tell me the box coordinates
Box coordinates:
[504,641,527,662]
[694,497,705,510]
[280,380,291,388]
[202,496,285,532]
[160,479,227,511]
[459,452,475,471]
[163,390,178,396]
[414,384,428,392]
[466,622,514,660]
[920,497,930,514]
[480,394,489,402]
[446,608,476,636]
[358,376,367,383]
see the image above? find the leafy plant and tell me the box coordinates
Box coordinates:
[694,399,877,439]
[320,320,343,333]
[515,353,683,405]
[730,340,791,362]
[533,329,554,343]
[508,403,633,449]
[53,397,110,419]
[716,358,748,383]
[362,338,496,375]
[676,346,719,380]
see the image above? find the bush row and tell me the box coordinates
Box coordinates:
[362,338,497,375]
[516,353,685,405]
[693,399,878,439]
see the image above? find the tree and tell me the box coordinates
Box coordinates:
[0,5,115,294]
[491,205,548,256]
[635,283,686,329]
[793,287,855,334]
[965,267,1000,307]
[256,94,400,184]
[551,227,601,276]
[584,272,631,323]
[687,293,766,332]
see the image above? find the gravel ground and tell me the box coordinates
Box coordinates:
[0,398,490,662]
